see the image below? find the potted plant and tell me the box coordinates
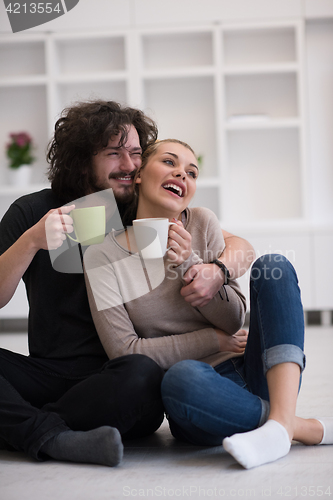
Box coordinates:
[6,132,35,186]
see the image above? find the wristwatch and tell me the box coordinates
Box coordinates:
[211,259,230,285]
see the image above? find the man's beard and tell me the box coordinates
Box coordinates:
[92,175,135,220]
[103,186,135,222]
[112,184,134,204]
[93,174,135,202]
[113,187,135,219]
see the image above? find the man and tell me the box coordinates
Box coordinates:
[0,100,255,467]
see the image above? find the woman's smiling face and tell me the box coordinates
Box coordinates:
[135,141,199,220]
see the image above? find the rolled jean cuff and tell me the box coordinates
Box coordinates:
[261,344,306,376]
[258,398,270,427]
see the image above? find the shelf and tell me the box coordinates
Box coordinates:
[55,72,128,84]
[0,75,48,87]
[189,185,220,218]
[0,183,50,196]
[54,36,126,76]
[226,128,302,222]
[143,76,217,179]
[0,85,48,186]
[55,81,128,115]
[142,31,213,70]
[223,62,299,75]
[223,25,297,66]
[196,177,220,187]
[142,66,215,80]
[224,218,318,234]
[226,117,301,130]
[224,72,299,119]
[0,40,46,78]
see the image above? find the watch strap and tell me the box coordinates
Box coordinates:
[211,259,230,285]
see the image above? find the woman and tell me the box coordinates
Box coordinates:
[84,139,247,370]
[84,139,332,469]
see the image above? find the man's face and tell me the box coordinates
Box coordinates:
[92,125,142,203]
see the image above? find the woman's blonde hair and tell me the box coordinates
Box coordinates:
[140,138,196,169]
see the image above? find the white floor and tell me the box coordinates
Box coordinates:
[0,326,332,500]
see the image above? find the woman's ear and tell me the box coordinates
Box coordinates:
[135,171,142,184]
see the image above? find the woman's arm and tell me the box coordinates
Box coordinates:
[194,276,246,334]
[84,269,220,370]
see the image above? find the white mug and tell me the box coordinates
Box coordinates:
[133,218,175,259]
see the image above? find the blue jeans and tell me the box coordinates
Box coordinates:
[161,255,306,446]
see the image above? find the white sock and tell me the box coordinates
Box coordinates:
[222,419,291,469]
[317,417,333,445]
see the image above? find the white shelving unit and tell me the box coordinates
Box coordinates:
[0,30,132,190]
[0,34,49,188]
[49,31,129,129]
[0,22,306,220]
[0,18,332,318]
[220,21,306,224]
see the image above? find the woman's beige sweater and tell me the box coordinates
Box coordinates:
[84,207,246,370]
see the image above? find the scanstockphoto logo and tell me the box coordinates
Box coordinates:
[46,190,167,310]
[4,0,80,33]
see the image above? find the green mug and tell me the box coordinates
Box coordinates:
[67,206,106,246]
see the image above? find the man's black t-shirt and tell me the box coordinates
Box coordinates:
[0,189,108,365]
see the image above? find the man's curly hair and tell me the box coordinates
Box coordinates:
[47,100,158,203]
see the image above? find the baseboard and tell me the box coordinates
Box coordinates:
[0,318,28,332]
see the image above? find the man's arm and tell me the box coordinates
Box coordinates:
[181,230,255,308]
[0,205,74,308]
[0,231,40,308]
[220,229,256,280]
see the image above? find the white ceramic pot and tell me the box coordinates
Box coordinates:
[7,165,32,186]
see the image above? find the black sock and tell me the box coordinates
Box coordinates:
[41,426,123,467]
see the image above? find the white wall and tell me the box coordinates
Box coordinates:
[305,0,333,18]
[306,19,333,225]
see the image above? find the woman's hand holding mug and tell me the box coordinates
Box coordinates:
[166,218,192,267]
